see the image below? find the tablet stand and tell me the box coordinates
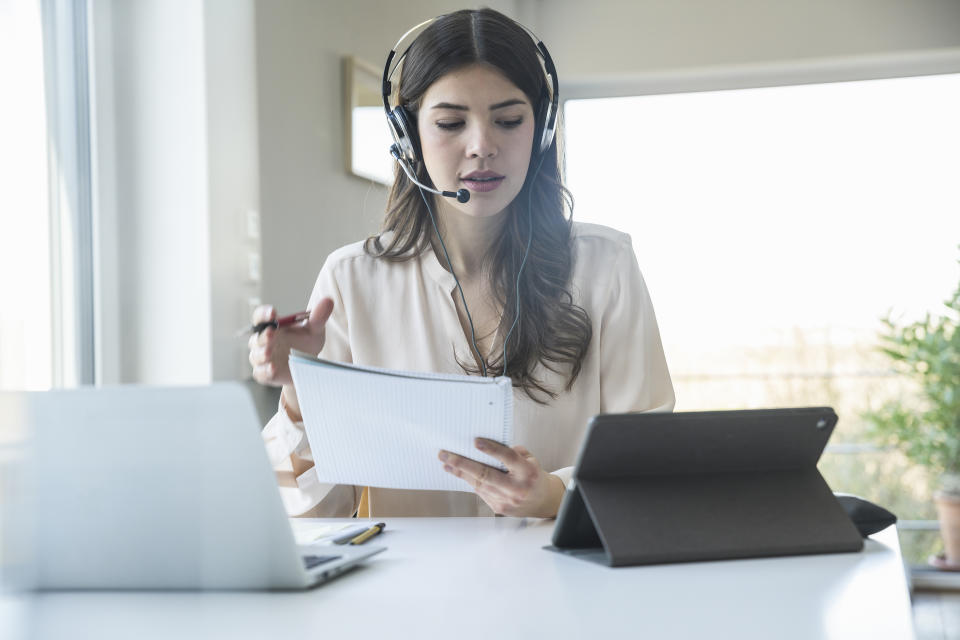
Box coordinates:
[549,409,864,567]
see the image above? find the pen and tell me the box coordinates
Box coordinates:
[331,525,372,545]
[349,522,386,545]
[238,311,310,337]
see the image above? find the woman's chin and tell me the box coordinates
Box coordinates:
[440,197,504,219]
[450,190,521,219]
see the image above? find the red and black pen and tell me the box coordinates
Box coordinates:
[238,311,310,337]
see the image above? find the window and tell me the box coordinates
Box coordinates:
[0,1,52,390]
[0,0,95,391]
[565,73,960,563]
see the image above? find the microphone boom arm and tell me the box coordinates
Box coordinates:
[390,145,470,203]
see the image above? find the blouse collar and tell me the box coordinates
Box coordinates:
[419,237,458,294]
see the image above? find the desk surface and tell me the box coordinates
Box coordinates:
[5,518,914,640]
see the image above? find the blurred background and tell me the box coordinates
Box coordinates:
[2,0,959,604]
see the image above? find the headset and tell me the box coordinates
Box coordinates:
[380,14,559,377]
[381,15,560,201]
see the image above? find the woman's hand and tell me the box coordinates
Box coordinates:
[438,439,566,518]
[248,298,335,387]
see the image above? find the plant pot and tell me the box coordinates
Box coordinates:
[934,491,960,565]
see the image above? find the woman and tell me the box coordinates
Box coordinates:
[250,8,674,519]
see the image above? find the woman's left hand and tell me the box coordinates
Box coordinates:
[438,439,566,518]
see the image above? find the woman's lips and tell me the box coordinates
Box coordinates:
[460,172,505,193]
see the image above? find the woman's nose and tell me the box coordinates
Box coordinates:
[465,124,497,159]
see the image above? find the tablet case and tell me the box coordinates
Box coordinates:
[835,493,898,537]
[548,408,864,567]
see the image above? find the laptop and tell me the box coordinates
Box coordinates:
[0,383,384,590]
[548,408,864,566]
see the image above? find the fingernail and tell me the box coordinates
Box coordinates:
[444,465,453,472]
[438,451,448,461]
[475,439,487,451]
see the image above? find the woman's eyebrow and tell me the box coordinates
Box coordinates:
[430,102,469,111]
[489,98,526,110]
[430,98,528,111]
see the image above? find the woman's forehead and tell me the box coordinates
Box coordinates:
[423,64,530,107]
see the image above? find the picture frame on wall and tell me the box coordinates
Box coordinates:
[343,56,394,185]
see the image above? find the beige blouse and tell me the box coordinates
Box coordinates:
[262,222,675,517]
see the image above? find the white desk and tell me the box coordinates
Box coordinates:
[5,518,914,640]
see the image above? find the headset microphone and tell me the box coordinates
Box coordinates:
[390,145,470,203]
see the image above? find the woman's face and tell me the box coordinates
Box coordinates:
[417,64,536,219]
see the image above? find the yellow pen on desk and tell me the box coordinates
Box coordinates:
[349,522,386,545]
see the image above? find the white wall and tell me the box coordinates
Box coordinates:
[97,0,212,384]
[204,0,262,380]
[534,0,960,81]
[92,0,260,384]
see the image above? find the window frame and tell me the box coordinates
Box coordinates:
[41,0,96,387]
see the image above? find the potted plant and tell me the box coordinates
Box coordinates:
[865,256,960,568]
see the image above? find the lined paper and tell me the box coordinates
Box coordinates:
[289,350,513,492]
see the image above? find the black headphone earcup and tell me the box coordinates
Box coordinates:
[533,90,554,156]
[389,106,422,165]
[534,99,547,156]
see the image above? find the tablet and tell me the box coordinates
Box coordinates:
[548,408,863,566]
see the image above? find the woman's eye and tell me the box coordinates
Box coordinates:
[436,121,464,131]
[498,118,523,129]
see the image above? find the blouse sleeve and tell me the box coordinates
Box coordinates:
[598,239,676,414]
[549,237,675,491]
[259,257,361,517]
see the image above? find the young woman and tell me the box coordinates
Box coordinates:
[249,8,674,519]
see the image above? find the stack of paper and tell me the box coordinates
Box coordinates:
[289,350,513,492]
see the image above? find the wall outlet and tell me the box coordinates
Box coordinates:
[246,209,260,240]
[247,252,261,282]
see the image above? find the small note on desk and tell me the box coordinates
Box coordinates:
[289,350,513,492]
[291,522,364,546]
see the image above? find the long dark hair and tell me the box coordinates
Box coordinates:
[365,8,592,402]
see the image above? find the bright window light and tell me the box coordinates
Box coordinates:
[566,74,960,386]
[0,0,52,391]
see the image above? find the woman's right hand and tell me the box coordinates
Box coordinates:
[248,297,335,387]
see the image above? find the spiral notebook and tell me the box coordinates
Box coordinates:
[289,350,514,492]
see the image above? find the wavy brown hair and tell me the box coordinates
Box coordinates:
[365,8,591,402]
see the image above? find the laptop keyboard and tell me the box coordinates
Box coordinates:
[303,554,341,570]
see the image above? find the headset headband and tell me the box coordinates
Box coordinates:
[381,14,559,158]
